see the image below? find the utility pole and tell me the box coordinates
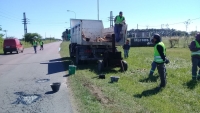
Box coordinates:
[196,26,197,32]
[184,19,191,32]
[97,0,99,20]
[146,25,149,29]
[22,12,29,42]
[3,30,7,38]
[108,11,114,27]
[166,24,169,29]
[110,11,114,27]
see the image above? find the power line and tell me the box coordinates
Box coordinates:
[0,14,19,22]
[137,17,200,28]
[30,22,65,24]
[0,11,21,20]
[0,8,20,17]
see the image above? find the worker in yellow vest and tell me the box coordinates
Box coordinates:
[114,11,125,42]
[189,33,200,81]
[40,40,44,50]
[153,34,169,88]
[32,39,38,54]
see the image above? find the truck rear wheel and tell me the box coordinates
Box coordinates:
[121,60,128,71]
[98,60,104,72]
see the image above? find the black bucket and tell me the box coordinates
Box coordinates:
[110,76,120,83]
[50,82,61,92]
[99,74,105,79]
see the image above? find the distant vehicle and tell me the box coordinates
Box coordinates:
[3,38,24,55]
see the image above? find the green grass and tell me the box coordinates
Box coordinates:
[60,38,200,113]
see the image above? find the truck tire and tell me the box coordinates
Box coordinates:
[98,60,104,72]
[121,60,128,71]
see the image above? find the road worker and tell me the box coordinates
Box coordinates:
[32,38,38,54]
[152,34,169,88]
[114,11,125,42]
[189,33,200,80]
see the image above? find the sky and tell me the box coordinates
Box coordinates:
[0,0,200,39]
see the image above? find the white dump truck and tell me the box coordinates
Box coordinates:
[69,19,128,71]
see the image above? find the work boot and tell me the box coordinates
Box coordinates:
[159,83,166,88]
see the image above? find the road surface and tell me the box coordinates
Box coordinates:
[0,42,73,113]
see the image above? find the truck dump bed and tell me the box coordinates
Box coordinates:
[70,19,127,46]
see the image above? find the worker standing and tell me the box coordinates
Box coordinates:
[189,33,200,80]
[123,40,130,58]
[40,40,44,50]
[32,39,38,54]
[114,11,125,42]
[153,34,169,88]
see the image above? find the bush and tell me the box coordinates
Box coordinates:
[169,38,179,48]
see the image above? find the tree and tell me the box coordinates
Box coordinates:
[190,31,198,37]
[23,33,42,43]
[0,27,4,45]
[62,31,67,41]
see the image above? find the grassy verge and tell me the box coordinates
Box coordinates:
[60,39,200,113]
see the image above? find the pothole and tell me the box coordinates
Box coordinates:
[13,92,41,105]
[36,79,50,83]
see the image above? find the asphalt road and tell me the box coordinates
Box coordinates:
[0,42,73,113]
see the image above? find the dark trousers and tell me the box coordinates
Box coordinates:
[114,25,122,42]
[157,63,167,87]
[40,45,43,50]
[124,50,129,58]
[192,57,200,79]
[33,46,37,53]
[149,61,157,75]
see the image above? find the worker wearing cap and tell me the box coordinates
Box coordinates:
[114,11,125,42]
[32,39,38,54]
[152,34,169,88]
[189,33,200,80]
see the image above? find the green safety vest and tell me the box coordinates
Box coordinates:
[33,41,37,46]
[191,40,200,56]
[154,42,166,63]
[115,15,124,24]
[40,41,43,45]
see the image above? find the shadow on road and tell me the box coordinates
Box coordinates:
[45,91,55,94]
[41,57,71,75]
